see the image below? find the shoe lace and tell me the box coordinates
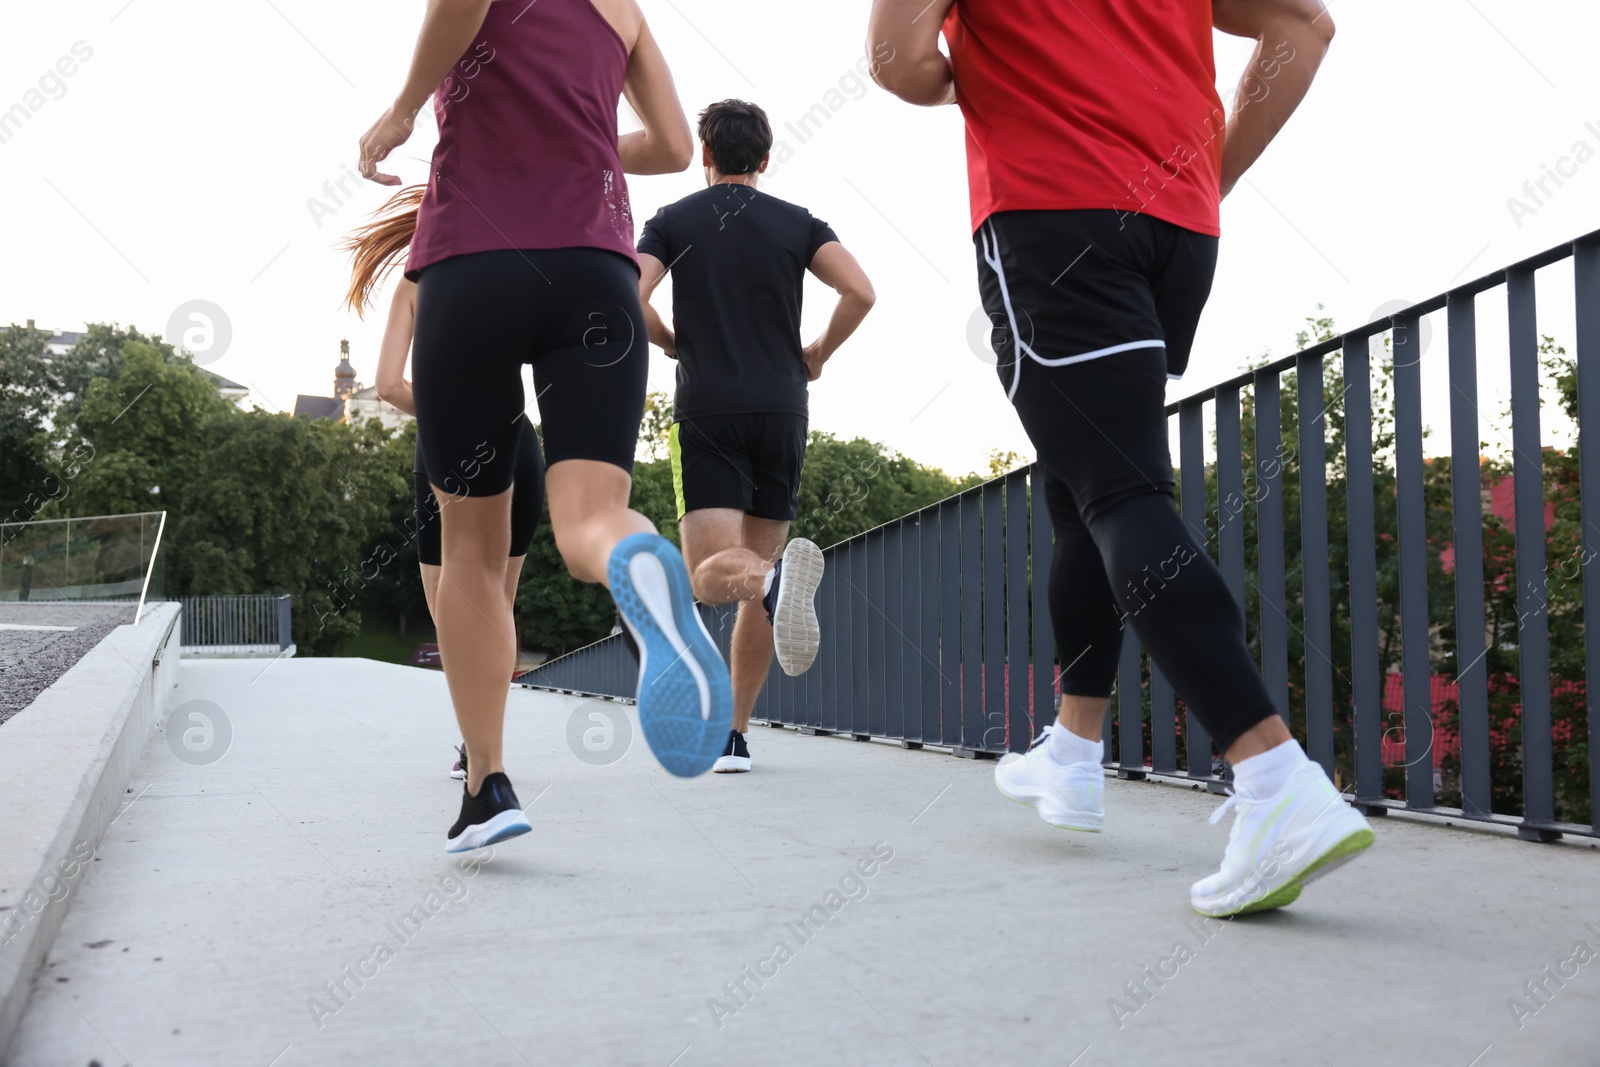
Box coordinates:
[1026,725,1054,752]
[1208,791,1242,826]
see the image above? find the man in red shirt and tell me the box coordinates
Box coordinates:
[869,0,1371,918]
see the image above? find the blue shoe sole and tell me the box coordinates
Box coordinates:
[609,533,733,777]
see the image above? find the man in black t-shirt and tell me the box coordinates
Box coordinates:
[638,98,876,773]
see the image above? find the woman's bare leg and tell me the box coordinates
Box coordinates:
[434,485,516,795]
[420,563,441,622]
[544,460,654,585]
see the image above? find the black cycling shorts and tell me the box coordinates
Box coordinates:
[411,247,647,498]
[669,413,808,521]
[414,416,544,567]
[975,209,1218,519]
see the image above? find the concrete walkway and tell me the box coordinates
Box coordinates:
[12,658,1600,1066]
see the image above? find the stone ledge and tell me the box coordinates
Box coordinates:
[0,601,180,1055]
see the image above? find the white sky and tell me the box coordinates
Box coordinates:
[2,0,1597,476]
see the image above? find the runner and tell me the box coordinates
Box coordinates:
[868,0,1371,916]
[358,0,732,852]
[340,185,545,784]
[636,99,876,772]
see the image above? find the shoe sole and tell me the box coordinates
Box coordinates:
[995,771,1103,832]
[445,808,532,853]
[1192,826,1375,917]
[610,533,733,778]
[772,539,824,676]
[712,756,751,773]
[450,769,467,780]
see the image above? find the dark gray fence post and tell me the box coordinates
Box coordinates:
[1447,291,1492,819]
[1507,269,1557,838]
[1575,235,1600,835]
[1297,351,1336,777]
[1116,638,1144,778]
[1254,370,1290,721]
[278,595,292,651]
[1178,400,1215,777]
[1005,470,1032,752]
[1344,333,1385,808]
[1393,311,1435,809]
[1029,466,1056,744]
[1216,386,1246,607]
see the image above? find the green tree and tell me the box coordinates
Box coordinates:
[792,432,980,549]
[61,341,234,520]
[0,323,61,521]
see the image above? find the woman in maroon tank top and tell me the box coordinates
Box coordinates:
[357,0,737,847]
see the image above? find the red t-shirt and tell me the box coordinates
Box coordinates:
[943,0,1224,237]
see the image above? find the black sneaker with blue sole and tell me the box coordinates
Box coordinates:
[446,771,532,852]
[608,532,733,777]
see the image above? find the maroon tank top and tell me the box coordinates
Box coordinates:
[406,0,636,277]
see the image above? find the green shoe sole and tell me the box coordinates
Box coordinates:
[1200,827,1376,917]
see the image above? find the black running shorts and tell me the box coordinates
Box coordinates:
[414,416,544,567]
[411,248,647,497]
[975,209,1218,519]
[669,413,808,521]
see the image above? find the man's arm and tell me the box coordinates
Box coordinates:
[803,243,876,382]
[359,0,493,185]
[1213,0,1335,199]
[637,253,676,356]
[865,0,956,106]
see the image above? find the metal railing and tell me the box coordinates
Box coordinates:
[179,595,293,654]
[522,229,1600,843]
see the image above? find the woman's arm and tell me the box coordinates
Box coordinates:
[359,0,494,185]
[617,7,694,175]
[375,280,418,416]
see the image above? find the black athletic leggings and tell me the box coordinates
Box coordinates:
[976,210,1276,754]
[1017,352,1277,755]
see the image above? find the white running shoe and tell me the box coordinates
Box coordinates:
[994,726,1104,832]
[1190,761,1375,917]
[768,539,824,676]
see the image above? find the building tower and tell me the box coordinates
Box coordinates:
[333,339,357,401]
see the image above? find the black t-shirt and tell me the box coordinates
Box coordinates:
[637,185,838,421]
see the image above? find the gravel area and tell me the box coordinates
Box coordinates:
[0,602,137,725]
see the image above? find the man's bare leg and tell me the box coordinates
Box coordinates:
[730,599,775,734]
[680,508,774,604]
[729,516,788,731]
[681,511,789,769]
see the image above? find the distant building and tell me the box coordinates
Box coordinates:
[294,339,412,430]
[199,368,251,407]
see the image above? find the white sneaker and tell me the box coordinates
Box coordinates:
[768,539,824,676]
[994,727,1104,832]
[1190,762,1375,917]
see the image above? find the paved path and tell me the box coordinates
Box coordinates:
[12,658,1600,1066]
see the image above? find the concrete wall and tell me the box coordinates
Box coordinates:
[0,601,181,1055]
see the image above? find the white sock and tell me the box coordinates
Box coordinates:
[1230,739,1310,800]
[1046,723,1103,766]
